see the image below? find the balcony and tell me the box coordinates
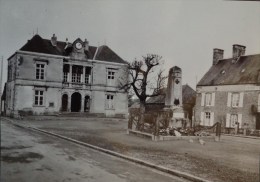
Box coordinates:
[71,83,83,88]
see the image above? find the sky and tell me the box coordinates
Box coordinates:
[0,0,260,91]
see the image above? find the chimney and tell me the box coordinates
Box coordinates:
[84,39,89,51]
[213,48,224,65]
[51,34,57,46]
[232,44,246,58]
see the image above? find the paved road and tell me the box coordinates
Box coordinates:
[1,120,189,182]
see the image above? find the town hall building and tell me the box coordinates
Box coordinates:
[195,44,260,131]
[5,34,128,117]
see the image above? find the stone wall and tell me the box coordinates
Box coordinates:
[195,85,260,129]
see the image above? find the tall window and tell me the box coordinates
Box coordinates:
[63,72,68,82]
[63,64,70,82]
[231,93,239,107]
[106,94,114,109]
[72,73,81,83]
[230,114,238,128]
[205,93,212,106]
[201,92,215,107]
[72,65,82,83]
[107,69,115,85]
[204,112,211,126]
[34,90,44,106]
[36,63,45,80]
[85,67,91,84]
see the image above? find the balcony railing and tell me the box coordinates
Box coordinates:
[71,83,83,88]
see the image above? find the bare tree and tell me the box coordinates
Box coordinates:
[126,54,167,130]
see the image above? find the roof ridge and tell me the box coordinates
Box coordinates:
[218,53,260,62]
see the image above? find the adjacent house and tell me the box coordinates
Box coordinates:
[5,34,128,117]
[195,44,260,131]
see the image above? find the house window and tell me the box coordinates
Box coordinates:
[63,72,68,82]
[63,64,70,82]
[201,92,215,106]
[231,93,239,107]
[205,93,212,106]
[72,65,82,83]
[36,63,45,80]
[106,94,114,109]
[85,67,91,84]
[230,114,238,128]
[107,69,116,85]
[72,73,81,83]
[34,90,44,106]
[226,113,242,128]
[205,112,211,126]
[227,92,243,107]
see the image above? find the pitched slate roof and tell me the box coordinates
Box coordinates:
[146,84,196,104]
[198,54,260,86]
[17,34,126,64]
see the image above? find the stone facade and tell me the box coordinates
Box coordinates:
[5,34,128,117]
[195,44,260,130]
[195,85,260,129]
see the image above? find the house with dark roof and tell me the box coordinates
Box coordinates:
[5,34,128,117]
[195,44,260,131]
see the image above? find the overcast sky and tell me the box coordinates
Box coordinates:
[0,0,260,90]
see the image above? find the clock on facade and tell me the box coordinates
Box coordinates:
[75,42,82,50]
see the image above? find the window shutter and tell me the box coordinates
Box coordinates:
[239,92,244,107]
[227,93,232,107]
[201,93,205,106]
[226,113,230,127]
[200,112,204,125]
[211,93,215,106]
[238,114,242,128]
[210,112,214,126]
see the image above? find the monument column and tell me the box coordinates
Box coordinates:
[165,66,182,108]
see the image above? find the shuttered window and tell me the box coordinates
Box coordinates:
[227,92,244,108]
[226,113,242,128]
[200,112,214,126]
[202,92,215,106]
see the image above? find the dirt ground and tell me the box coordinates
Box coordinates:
[2,120,188,182]
[11,117,260,182]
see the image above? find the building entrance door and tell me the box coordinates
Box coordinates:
[71,92,81,112]
[61,94,68,111]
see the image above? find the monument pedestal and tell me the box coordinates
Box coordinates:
[164,106,185,128]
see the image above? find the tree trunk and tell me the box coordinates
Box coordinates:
[138,101,146,131]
